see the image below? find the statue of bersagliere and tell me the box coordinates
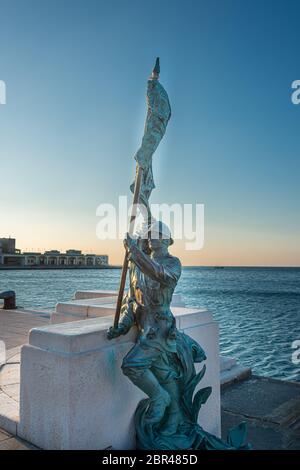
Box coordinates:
[107,59,250,450]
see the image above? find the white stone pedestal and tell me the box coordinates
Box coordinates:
[51,291,251,387]
[51,291,186,324]
[18,306,220,450]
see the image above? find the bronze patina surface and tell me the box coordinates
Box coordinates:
[108,59,249,450]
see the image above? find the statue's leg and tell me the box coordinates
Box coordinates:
[122,343,171,424]
[150,352,185,436]
[158,379,185,436]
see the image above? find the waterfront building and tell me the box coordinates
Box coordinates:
[0,238,108,267]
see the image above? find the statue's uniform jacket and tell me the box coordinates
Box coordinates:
[119,243,183,383]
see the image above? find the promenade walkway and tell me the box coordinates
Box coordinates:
[0,308,50,450]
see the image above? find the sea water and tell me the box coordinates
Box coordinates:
[0,267,299,381]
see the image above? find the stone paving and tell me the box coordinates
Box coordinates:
[1,348,20,401]
[0,308,50,350]
[221,375,300,450]
[0,427,37,450]
[0,308,50,446]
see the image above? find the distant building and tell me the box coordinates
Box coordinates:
[0,238,22,266]
[0,237,17,254]
[0,238,108,268]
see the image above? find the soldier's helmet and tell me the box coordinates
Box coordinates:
[148,220,174,245]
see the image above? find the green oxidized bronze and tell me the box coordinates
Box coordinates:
[107,59,250,450]
[108,223,249,450]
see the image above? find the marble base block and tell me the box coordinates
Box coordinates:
[18,306,220,450]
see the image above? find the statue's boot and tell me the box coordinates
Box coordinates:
[128,369,171,424]
[146,390,171,424]
[159,411,181,436]
[159,380,185,436]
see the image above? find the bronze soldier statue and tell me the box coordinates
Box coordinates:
[108,59,249,450]
[108,221,188,434]
[108,221,249,450]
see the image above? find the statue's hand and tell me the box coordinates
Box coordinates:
[135,155,147,170]
[107,325,126,340]
[134,150,147,169]
[123,233,136,252]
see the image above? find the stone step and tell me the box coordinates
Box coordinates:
[220,364,252,387]
[73,290,185,305]
[74,290,118,300]
[220,356,237,372]
[220,355,251,386]
[52,293,186,324]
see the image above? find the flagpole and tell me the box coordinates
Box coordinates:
[113,165,143,328]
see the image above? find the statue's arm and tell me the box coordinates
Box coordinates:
[118,292,135,333]
[127,243,181,287]
[107,269,135,339]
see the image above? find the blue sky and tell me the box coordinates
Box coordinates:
[0,0,299,265]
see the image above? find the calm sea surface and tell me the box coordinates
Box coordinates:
[0,267,299,382]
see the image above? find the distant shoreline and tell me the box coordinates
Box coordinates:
[0,265,122,271]
[183,265,300,269]
[0,265,299,271]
